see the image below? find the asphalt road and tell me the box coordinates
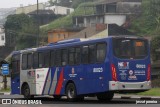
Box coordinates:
[0,95,160,107]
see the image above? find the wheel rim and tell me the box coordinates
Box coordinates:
[68,88,74,98]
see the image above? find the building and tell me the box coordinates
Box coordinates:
[16,3,45,14]
[48,28,83,43]
[95,0,142,14]
[28,10,59,26]
[0,27,5,46]
[73,0,142,27]
[65,24,134,40]
[45,5,74,15]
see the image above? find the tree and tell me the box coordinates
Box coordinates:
[48,0,61,6]
[151,36,160,61]
[150,0,160,30]
[4,14,37,50]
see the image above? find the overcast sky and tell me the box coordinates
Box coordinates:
[0,0,49,8]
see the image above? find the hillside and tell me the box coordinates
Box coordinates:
[41,0,159,37]
[40,1,95,36]
[129,0,160,36]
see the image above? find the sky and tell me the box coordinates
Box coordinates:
[0,0,50,8]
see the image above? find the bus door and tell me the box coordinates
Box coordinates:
[11,54,20,94]
[82,44,107,93]
[112,38,150,82]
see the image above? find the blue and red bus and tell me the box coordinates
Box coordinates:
[11,36,151,101]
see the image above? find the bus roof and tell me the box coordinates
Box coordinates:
[12,36,146,54]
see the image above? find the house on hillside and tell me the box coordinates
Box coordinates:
[73,0,142,27]
[45,6,74,15]
[48,28,84,43]
[56,0,73,8]
[16,3,45,14]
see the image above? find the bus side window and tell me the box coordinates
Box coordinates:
[89,45,96,63]
[55,50,61,66]
[61,49,68,66]
[96,43,107,62]
[27,53,32,69]
[69,48,75,65]
[50,51,55,67]
[22,54,27,70]
[75,47,81,64]
[33,53,38,69]
[82,45,89,64]
[44,51,50,68]
[39,52,44,68]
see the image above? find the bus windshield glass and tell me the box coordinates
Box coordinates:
[113,38,148,59]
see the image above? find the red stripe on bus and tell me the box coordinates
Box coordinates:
[55,68,64,95]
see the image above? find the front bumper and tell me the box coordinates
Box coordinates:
[109,81,151,91]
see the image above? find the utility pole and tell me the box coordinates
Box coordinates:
[37,0,39,47]
[3,76,7,90]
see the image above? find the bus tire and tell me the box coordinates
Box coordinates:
[66,83,78,101]
[97,92,114,102]
[22,84,34,99]
[53,95,61,100]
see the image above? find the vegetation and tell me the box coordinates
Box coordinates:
[151,36,160,61]
[151,78,160,88]
[40,2,95,36]
[130,0,160,35]
[0,88,11,92]
[136,88,160,96]
[4,14,37,50]
[129,0,156,36]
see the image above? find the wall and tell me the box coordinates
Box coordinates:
[104,14,126,26]
[83,16,104,27]
[46,6,74,15]
[48,30,77,43]
[89,29,108,39]
[75,14,126,27]
[16,3,45,14]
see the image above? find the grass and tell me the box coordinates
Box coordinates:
[0,88,11,92]
[136,88,160,96]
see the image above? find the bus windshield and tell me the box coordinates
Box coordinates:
[113,38,148,59]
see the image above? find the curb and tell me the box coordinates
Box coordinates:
[0,93,10,95]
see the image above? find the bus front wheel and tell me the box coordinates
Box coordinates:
[22,84,34,99]
[66,83,84,101]
[97,92,114,102]
[66,83,77,101]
